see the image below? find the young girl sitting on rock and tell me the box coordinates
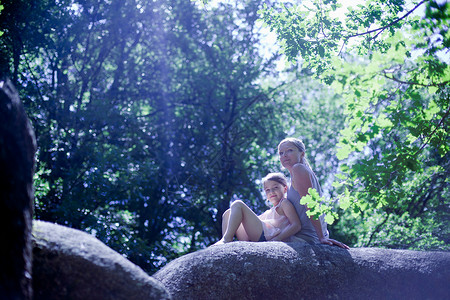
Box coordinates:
[214,172,301,245]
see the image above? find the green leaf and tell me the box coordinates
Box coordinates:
[318,45,325,57]
[336,143,352,160]
[339,196,351,210]
[324,213,335,224]
[377,114,393,128]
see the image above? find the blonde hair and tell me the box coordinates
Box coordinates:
[277,137,311,168]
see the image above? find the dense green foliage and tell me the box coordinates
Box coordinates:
[0,0,289,272]
[1,0,448,274]
[260,0,449,249]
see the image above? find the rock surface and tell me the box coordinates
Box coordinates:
[154,241,450,300]
[0,78,36,300]
[32,220,170,300]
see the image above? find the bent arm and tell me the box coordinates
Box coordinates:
[291,164,326,237]
[269,200,301,241]
[291,164,349,249]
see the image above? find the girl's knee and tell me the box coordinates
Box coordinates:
[230,200,245,208]
[222,208,231,218]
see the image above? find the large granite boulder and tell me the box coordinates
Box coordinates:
[154,241,450,300]
[32,220,170,300]
[0,78,36,300]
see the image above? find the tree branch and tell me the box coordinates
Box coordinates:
[346,0,428,40]
[414,104,450,156]
[367,213,390,246]
[382,71,450,87]
[339,0,429,54]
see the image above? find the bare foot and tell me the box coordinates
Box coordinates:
[211,239,231,247]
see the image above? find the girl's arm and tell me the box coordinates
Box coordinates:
[269,200,301,241]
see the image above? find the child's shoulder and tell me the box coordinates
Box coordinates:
[279,198,294,212]
[280,198,293,207]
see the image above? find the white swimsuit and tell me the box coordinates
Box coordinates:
[258,199,291,241]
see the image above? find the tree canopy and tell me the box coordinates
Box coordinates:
[1,0,448,274]
[259,0,449,249]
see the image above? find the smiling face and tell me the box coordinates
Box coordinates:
[278,141,304,170]
[263,179,287,206]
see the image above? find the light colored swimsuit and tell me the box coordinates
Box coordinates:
[287,164,329,243]
[258,199,291,241]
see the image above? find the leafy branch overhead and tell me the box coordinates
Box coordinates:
[260,0,449,247]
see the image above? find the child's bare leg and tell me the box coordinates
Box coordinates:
[222,209,231,236]
[235,223,248,241]
[222,209,246,241]
[214,209,243,245]
[223,200,263,242]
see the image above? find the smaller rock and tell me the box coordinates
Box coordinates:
[32,220,170,300]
